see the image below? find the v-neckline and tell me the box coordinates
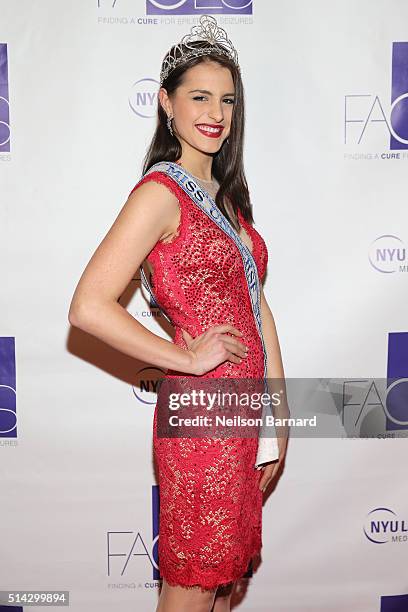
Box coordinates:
[163,161,255,256]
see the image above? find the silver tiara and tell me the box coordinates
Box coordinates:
[159,15,240,86]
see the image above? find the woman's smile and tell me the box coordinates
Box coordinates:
[195,123,225,138]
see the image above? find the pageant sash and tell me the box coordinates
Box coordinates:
[139,161,279,467]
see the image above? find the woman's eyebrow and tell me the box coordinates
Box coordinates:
[188,89,235,96]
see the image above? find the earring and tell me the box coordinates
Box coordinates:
[167,115,173,136]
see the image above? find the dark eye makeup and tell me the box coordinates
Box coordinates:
[192,95,235,104]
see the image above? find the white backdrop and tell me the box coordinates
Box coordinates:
[1,1,407,610]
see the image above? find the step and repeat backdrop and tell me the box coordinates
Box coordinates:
[1,1,407,610]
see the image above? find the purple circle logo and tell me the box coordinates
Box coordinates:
[132,366,166,404]
[363,507,405,544]
[129,78,159,119]
[368,234,406,273]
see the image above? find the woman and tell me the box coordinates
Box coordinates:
[69,15,288,612]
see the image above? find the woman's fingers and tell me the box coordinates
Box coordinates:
[258,463,278,492]
[180,324,248,372]
[212,324,244,337]
[224,351,243,365]
[221,336,248,358]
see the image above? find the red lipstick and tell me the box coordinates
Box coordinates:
[195,124,225,139]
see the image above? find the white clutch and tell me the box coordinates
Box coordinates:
[255,402,279,469]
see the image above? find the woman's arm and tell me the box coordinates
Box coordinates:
[68,180,195,374]
[259,285,290,490]
[260,286,285,380]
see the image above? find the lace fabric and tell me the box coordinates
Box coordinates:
[129,170,269,590]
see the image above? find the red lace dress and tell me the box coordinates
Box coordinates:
[130,170,269,591]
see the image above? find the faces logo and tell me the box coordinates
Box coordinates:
[0,43,10,152]
[107,485,160,581]
[386,332,408,431]
[146,0,253,15]
[345,42,408,149]
[381,593,408,611]
[342,332,408,435]
[0,337,17,438]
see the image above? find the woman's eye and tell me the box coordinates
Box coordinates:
[192,96,235,104]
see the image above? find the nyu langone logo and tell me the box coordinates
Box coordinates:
[341,332,408,435]
[107,485,160,581]
[345,42,408,149]
[0,337,17,438]
[363,507,407,544]
[0,43,10,152]
[368,235,407,273]
[146,0,253,15]
[129,78,158,119]
[132,366,165,404]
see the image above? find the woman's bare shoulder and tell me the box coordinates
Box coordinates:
[125,176,181,242]
[128,174,180,207]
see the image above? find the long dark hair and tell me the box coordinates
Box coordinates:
[142,42,254,230]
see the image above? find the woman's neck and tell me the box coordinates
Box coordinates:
[175,155,213,182]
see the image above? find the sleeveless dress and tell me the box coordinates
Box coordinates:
[129,169,269,591]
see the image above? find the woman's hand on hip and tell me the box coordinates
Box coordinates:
[181,324,248,376]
